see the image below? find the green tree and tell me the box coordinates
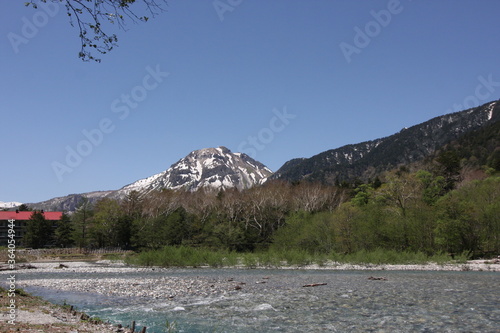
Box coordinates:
[436,176,500,256]
[122,190,143,220]
[54,213,74,248]
[380,171,422,217]
[272,211,337,254]
[90,198,124,247]
[330,203,359,253]
[435,150,462,191]
[271,211,314,252]
[162,207,191,246]
[72,197,93,248]
[131,216,158,250]
[435,196,477,255]
[487,148,500,171]
[131,207,193,250]
[17,204,31,211]
[351,184,374,206]
[23,211,53,248]
[416,170,447,205]
[404,202,437,253]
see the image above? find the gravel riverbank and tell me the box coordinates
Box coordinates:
[3,260,499,332]
[11,259,500,300]
[0,284,126,333]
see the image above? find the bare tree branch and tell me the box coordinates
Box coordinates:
[26,0,167,62]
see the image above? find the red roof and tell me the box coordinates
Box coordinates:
[0,211,63,221]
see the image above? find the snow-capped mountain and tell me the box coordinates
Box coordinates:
[0,201,22,209]
[119,146,272,195]
[29,147,272,211]
[28,99,500,212]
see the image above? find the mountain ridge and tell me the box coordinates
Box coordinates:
[22,99,500,211]
[28,146,272,211]
[272,100,499,185]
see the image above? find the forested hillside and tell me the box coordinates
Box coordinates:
[25,172,499,259]
[20,101,500,260]
[273,100,499,186]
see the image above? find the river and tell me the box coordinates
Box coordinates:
[8,263,500,332]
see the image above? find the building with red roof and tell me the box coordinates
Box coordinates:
[0,210,63,247]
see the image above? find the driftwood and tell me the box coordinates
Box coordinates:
[368,276,387,281]
[302,283,327,287]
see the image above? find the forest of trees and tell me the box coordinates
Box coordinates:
[21,120,500,258]
[24,166,500,259]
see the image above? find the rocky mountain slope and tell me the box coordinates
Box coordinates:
[29,191,115,213]
[272,100,500,185]
[25,99,500,211]
[119,146,272,195]
[29,147,272,212]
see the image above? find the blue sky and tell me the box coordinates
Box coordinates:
[1,0,500,204]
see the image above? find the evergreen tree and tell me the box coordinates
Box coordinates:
[435,150,462,191]
[23,211,52,248]
[54,213,74,248]
[18,204,31,211]
[72,197,93,248]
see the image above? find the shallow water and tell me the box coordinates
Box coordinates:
[12,267,500,332]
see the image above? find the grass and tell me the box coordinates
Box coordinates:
[125,246,238,268]
[126,246,470,268]
[328,249,469,265]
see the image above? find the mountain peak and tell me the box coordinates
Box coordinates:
[120,146,272,195]
[189,146,231,157]
[28,147,272,211]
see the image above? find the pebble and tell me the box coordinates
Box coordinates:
[16,262,242,300]
[13,259,500,302]
[172,306,186,311]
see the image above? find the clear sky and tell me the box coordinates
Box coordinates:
[1,0,500,204]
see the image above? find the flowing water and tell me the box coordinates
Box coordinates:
[10,267,500,332]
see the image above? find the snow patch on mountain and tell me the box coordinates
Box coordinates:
[486,101,496,120]
[117,146,272,196]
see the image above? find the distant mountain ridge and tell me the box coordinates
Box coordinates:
[0,201,23,209]
[26,99,500,212]
[272,100,500,184]
[29,147,272,212]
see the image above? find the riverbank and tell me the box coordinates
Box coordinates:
[8,256,500,272]
[123,245,495,269]
[0,285,125,333]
